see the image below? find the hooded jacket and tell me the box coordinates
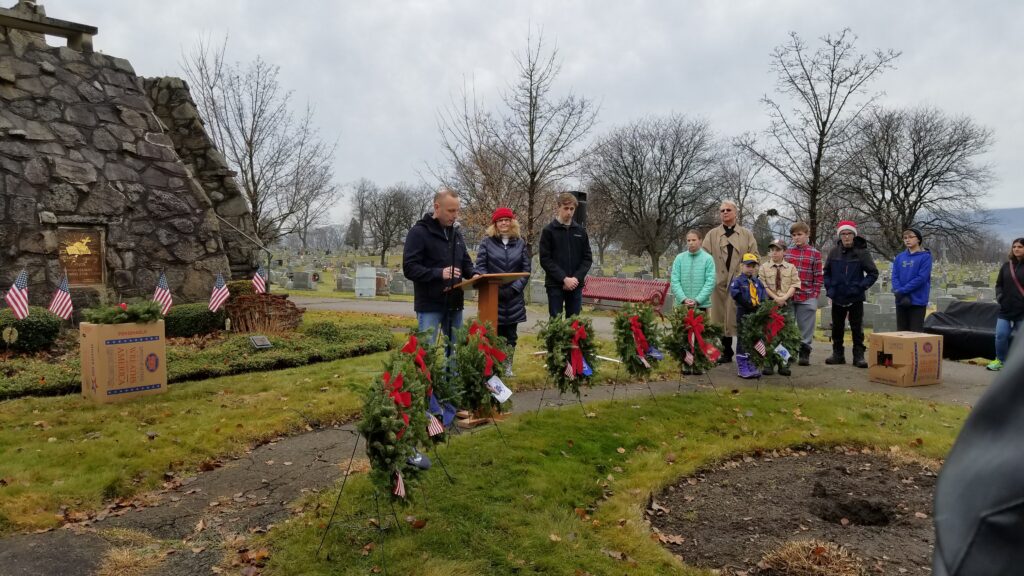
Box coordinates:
[669,248,715,309]
[823,236,879,306]
[538,219,592,289]
[402,213,475,313]
[474,235,531,325]
[892,248,933,307]
[995,260,1024,321]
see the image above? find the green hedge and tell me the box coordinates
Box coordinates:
[164,303,227,338]
[227,280,255,301]
[0,306,62,352]
[0,322,394,401]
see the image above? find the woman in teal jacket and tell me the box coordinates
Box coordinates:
[670,230,716,310]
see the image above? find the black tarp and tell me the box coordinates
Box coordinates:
[933,336,1024,575]
[923,301,998,360]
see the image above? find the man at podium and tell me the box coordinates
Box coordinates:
[403,188,476,346]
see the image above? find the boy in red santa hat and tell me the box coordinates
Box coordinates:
[822,220,879,368]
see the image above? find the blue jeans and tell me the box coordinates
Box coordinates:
[417,310,464,348]
[995,317,1020,362]
[547,286,583,318]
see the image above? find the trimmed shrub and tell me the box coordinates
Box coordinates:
[227,280,255,302]
[0,306,62,352]
[302,320,344,342]
[164,303,227,338]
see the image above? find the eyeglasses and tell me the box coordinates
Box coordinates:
[720,208,733,213]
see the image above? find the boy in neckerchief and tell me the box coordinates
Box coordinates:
[759,239,800,375]
[729,253,768,378]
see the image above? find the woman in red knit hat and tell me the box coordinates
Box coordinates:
[473,207,531,375]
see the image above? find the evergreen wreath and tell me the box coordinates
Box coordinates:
[82,301,162,324]
[452,320,510,416]
[537,313,598,396]
[664,305,724,374]
[611,303,663,378]
[737,301,802,370]
[358,351,429,500]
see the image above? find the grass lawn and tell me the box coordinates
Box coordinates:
[261,389,967,575]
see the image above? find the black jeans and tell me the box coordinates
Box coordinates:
[497,323,519,349]
[547,286,583,318]
[896,305,926,332]
[832,301,865,353]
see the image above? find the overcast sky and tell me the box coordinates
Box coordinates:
[49,0,1024,223]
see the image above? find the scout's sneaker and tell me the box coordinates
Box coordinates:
[407,450,432,471]
[778,362,792,376]
[986,359,1003,371]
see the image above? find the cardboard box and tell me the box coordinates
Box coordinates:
[868,331,942,387]
[80,320,167,403]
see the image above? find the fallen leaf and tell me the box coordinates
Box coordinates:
[840,517,850,526]
[914,511,928,519]
[658,533,685,545]
[361,542,376,556]
[616,447,626,454]
[549,533,562,542]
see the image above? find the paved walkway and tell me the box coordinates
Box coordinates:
[0,295,997,575]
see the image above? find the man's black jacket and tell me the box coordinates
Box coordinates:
[539,218,592,289]
[402,213,475,312]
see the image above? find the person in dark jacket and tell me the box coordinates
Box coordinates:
[402,188,475,346]
[729,253,768,378]
[987,237,1024,371]
[474,207,531,375]
[539,193,593,318]
[891,228,932,332]
[823,220,879,368]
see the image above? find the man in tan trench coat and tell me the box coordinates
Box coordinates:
[702,200,758,363]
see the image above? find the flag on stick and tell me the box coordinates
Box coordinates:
[754,339,767,357]
[564,361,576,380]
[152,272,173,316]
[47,274,73,320]
[252,265,267,294]
[208,273,230,312]
[4,269,29,320]
[426,412,444,436]
[393,471,406,498]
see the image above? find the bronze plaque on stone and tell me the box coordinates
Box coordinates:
[58,228,105,286]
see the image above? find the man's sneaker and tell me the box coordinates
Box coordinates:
[407,450,432,470]
[986,359,1003,371]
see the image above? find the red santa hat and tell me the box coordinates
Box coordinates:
[836,220,858,236]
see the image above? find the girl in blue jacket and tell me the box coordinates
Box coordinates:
[891,228,932,332]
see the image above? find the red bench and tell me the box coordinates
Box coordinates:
[582,277,670,311]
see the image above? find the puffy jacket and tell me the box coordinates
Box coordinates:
[995,260,1024,321]
[474,235,531,325]
[670,249,715,309]
[823,236,879,306]
[892,249,933,307]
[402,213,475,313]
[539,219,592,289]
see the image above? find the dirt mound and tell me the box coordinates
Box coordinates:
[648,446,938,575]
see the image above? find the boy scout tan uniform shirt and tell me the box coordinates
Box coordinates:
[759,260,801,297]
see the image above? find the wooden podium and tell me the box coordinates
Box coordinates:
[451,273,530,328]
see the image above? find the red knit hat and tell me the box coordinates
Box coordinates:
[492,207,515,223]
[836,220,858,236]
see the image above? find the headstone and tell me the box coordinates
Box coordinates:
[530,280,547,306]
[291,271,315,290]
[819,306,831,330]
[336,275,354,292]
[936,295,957,313]
[616,271,628,279]
[355,266,376,298]
[861,303,880,328]
[873,312,897,333]
[590,266,604,277]
[641,273,654,281]
[876,293,896,310]
[978,287,995,302]
[817,291,829,309]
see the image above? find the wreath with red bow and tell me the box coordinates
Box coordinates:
[737,301,802,370]
[537,314,598,396]
[664,305,724,374]
[452,320,511,416]
[612,303,663,378]
[358,336,433,500]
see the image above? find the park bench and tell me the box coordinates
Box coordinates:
[582,277,670,311]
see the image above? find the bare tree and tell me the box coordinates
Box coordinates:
[840,106,994,260]
[364,183,421,266]
[181,37,337,246]
[716,149,770,224]
[347,178,377,250]
[737,29,900,244]
[583,182,621,266]
[585,115,719,277]
[438,31,598,256]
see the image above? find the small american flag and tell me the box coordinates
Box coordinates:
[564,361,575,380]
[426,412,444,436]
[754,339,767,357]
[684,350,694,366]
[47,274,73,320]
[252,265,267,294]
[393,471,406,498]
[4,269,29,320]
[208,273,230,312]
[152,272,173,316]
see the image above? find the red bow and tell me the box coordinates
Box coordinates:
[383,371,411,439]
[683,308,721,363]
[764,306,786,343]
[401,334,432,382]
[629,315,649,358]
[570,320,587,376]
[469,321,507,376]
